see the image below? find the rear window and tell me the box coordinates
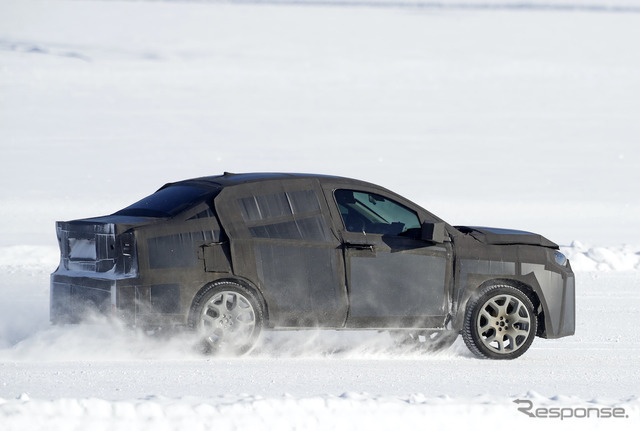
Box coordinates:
[115,185,214,218]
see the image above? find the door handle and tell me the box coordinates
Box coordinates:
[345,243,375,252]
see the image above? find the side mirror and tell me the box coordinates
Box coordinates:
[421,222,447,243]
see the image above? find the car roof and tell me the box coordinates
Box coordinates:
[155,172,443,224]
[165,172,372,189]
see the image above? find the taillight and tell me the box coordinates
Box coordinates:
[117,231,138,276]
[122,240,133,256]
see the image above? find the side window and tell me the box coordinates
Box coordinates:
[334,189,421,237]
[236,189,330,242]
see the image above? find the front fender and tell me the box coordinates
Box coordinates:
[452,253,575,338]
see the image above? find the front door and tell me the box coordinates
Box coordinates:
[328,188,452,328]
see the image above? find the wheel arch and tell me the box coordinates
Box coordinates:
[455,277,546,337]
[188,277,270,328]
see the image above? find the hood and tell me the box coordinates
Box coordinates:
[455,226,558,249]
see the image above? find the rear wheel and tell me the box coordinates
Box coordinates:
[190,281,263,355]
[462,284,537,360]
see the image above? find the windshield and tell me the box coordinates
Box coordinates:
[115,185,213,218]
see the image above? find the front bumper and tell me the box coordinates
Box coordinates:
[522,261,575,339]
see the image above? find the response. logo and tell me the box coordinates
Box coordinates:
[513,399,629,420]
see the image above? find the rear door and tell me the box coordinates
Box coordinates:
[214,178,348,327]
[322,185,452,328]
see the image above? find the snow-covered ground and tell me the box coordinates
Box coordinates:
[1,0,639,429]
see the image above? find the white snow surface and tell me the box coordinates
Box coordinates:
[1,0,639,429]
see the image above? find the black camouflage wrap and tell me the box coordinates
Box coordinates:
[51,173,575,339]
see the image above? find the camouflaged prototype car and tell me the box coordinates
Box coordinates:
[51,173,575,359]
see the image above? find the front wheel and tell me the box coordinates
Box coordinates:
[462,284,537,360]
[189,282,263,355]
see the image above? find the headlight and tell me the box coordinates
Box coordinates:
[554,251,567,266]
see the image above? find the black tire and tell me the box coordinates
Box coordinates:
[189,281,263,355]
[462,284,537,360]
